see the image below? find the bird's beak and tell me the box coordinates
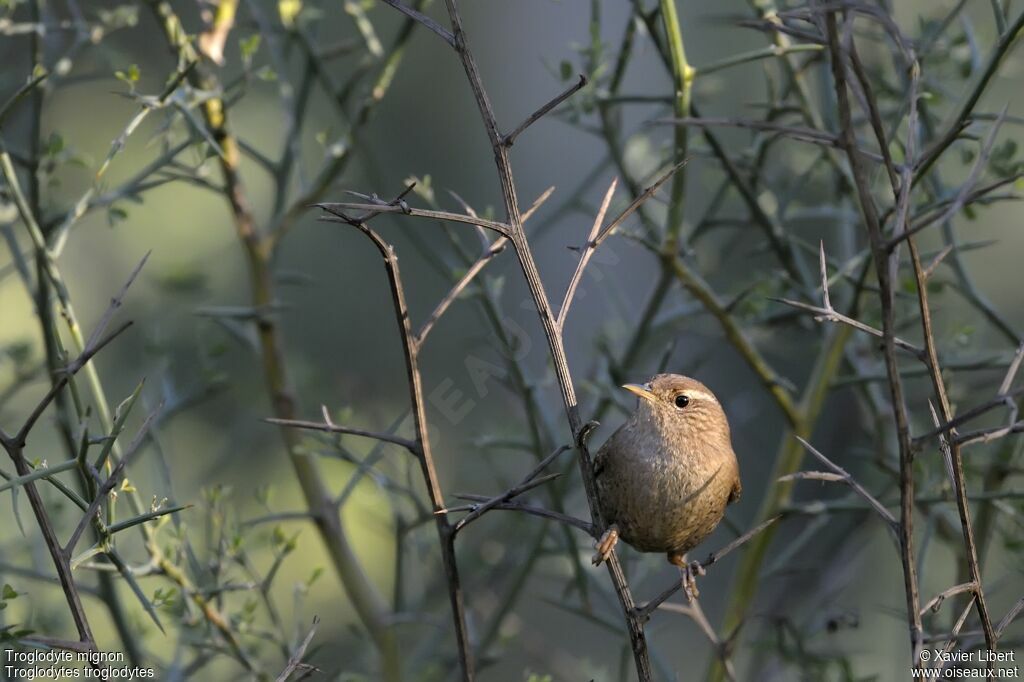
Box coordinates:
[622,383,656,402]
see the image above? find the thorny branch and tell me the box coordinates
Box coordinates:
[825,9,924,658]
[366,1,659,677]
[0,262,147,654]
[280,194,475,680]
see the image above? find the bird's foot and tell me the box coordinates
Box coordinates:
[682,561,705,602]
[592,524,619,566]
[577,420,600,449]
[669,553,705,602]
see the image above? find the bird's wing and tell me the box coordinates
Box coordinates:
[728,475,742,505]
[593,439,608,479]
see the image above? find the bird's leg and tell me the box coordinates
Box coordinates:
[668,552,706,602]
[592,523,619,566]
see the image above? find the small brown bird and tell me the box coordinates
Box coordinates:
[592,374,741,600]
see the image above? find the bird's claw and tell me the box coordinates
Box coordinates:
[577,420,600,449]
[669,553,705,602]
[681,560,705,603]
[592,524,619,566]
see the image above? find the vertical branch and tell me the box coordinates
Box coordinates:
[824,9,923,657]
[658,0,693,247]
[437,1,653,676]
[848,19,999,652]
[343,219,475,681]
[908,240,997,650]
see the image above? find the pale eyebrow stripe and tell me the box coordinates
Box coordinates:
[684,389,719,404]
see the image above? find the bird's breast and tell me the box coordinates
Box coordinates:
[596,435,737,554]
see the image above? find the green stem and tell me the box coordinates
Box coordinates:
[694,44,822,78]
[710,324,852,681]
[0,459,78,494]
[659,0,693,245]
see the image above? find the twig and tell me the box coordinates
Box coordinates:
[914,387,1024,444]
[887,110,1009,249]
[920,582,976,617]
[264,417,418,452]
[13,321,132,445]
[659,116,852,150]
[318,202,510,236]
[914,8,1024,182]
[657,598,738,682]
[275,616,321,682]
[933,595,976,674]
[447,496,594,535]
[909,210,997,652]
[323,201,474,680]
[636,516,782,619]
[0,262,143,652]
[954,420,1024,446]
[556,178,617,330]
[825,10,924,659]
[371,1,655,675]
[999,343,1024,395]
[378,0,454,46]
[504,74,588,147]
[147,2,403,676]
[771,298,924,360]
[789,437,897,527]
[419,236,507,344]
[452,445,570,533]
[996,597,1024,638]
[65,405,162,556]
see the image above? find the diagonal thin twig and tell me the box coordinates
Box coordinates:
[556,178,617,329]
[920,582,977,617]
[636,516,782,618]
[773,241,926,360]
[451,445,570,533]
[318,202,511,236]
[504,74,588,147]
[65,405,163,556]
[264,417,419,452]
[379,0,455,46]
[275,616,321,682]
[790,436,897,527]
[446,496,594,535]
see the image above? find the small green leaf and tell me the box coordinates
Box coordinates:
[2,584,18,600]
[115,64,140,86]
[254,65,277,82]
[239,34,261,64]
[559,60,573,81]
[46,132,64,156]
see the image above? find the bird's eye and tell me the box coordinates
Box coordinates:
[674,395,689,409]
